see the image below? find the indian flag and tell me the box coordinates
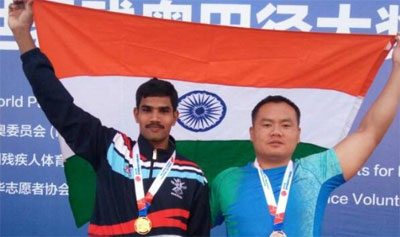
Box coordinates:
[33,0,394,227]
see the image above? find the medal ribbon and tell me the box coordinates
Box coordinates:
[130,144,175,217]
[254,159,294,230]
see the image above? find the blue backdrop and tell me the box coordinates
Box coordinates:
[1,0,399,236]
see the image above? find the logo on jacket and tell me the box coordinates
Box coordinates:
[124,164,132,177]
[171,178,187,199]
[177,90,227,132]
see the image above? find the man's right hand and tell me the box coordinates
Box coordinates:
[8,0,36,54]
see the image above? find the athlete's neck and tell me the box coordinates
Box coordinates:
[150,140,169,150]
[256,156,291,169]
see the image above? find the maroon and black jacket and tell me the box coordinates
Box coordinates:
[21,48,211,236]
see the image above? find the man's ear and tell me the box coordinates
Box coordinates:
[249,126,254,142]
[133,107,139,123]
[297,127,301,143]
[172,110,179,126]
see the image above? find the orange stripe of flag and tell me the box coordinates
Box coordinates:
[33,0,395,96]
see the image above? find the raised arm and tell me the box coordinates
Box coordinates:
[335,33,400,181]
[8,0,117,169]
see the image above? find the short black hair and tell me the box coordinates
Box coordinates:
[251,95,301,125]
[136,78,178,111]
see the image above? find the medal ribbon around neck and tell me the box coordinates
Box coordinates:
[130,144,176,217]
[254,159,294,230]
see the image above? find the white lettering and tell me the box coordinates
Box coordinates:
[27,96,40,108]
[353,193,400,206]
[357,166,370,176]
[257,4,312,31]
[143,0,191,21]
[328,194,348,205]
[373,164,394,177]
[376,5,399,35]
[201,4,251,27]
[0,95,23,108]
[317,4,371,33]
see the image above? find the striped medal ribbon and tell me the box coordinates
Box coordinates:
[130,144,176,235]
[254,159,294,237]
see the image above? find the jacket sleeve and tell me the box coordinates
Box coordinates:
[187,181,211,236]
[21,48,117,169]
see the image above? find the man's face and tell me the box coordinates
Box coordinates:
[250,102,300,161]
[134,96,178,149]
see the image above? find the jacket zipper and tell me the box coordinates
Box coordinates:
[149,149,157,178]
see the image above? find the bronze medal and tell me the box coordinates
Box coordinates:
[134,216,152,235]
[270,230,287,237]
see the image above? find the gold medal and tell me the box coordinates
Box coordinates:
[134,216,152,235]
[270,230,287,237]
